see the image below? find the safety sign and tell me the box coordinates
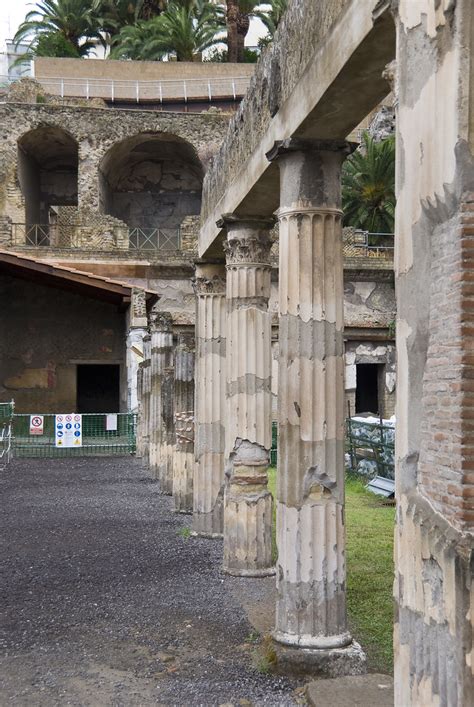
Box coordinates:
[55,413,82,447]
[29,415,44,436]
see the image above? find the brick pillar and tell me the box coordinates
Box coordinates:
[192,263,226,537]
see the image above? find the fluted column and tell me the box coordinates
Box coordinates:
[136,358,145,458]
[141,333,151,467]
[192,263,226,537]
[149,310,174,492]
[221,215,275,577]
[267,139,358,655]
[173,331,195,512]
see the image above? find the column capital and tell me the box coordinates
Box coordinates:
[149,309,173,333]
[266,137,356,162]
[218,214,275,267]
[193,262,226,295]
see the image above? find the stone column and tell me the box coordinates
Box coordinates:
[192,263,226,537]
[220,215,275,577]
[136,361,145,458]
[127,289,148,413]
[149,311,174,492]
[141,333,151,467]
[173,331,195,513]
[267,139,363,670]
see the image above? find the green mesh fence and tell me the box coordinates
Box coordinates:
[270,420,278,467]
[0,401,14,469]
[12,413,136,458]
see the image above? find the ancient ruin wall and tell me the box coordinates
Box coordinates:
[201,0,350,224]
[394,1,474,703]
[0,102,228,228]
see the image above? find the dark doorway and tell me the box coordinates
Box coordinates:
[355,364,379,415]
[77,365,120,413]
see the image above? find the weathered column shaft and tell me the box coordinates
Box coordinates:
[149,311,174,491]
[136,361,145,458]
[173,331,195,513]
[268,139,353,649]
[141,333,151,467]
[192,263,226,537]
[222,215,274,576]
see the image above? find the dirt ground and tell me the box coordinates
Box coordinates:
[0,457,298,706]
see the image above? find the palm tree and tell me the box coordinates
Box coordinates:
[13,0,107,60]
[226,0,260,63]
[255,0,287,41]
[98,0,165,38]
[111,0,225,61]
[342,132,395,234]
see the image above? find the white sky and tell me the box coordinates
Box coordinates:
[0,0,30,47]
[0,0,266,51]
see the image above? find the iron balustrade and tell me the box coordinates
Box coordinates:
[10,223,182,252]
[343,230,394,259]
[0,75,251,104]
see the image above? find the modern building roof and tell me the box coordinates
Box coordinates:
[0,249,159,308]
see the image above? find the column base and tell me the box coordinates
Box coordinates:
[272,639,366,678]
[223,565,276,578]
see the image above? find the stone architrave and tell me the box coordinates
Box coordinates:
[192,263,226,537]
[172,331,195,513]
[220,214,275,577]
[267,138,365,670]
[149,310,174,492]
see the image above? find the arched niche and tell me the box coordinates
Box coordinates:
[17,126,78,227]
[99,133,203,241]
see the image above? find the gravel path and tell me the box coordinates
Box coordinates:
[0,457,297,706]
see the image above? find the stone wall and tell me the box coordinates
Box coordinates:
[0,102,228,235]
[394,0,474,703]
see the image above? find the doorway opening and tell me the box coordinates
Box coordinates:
[355,363,380,415]
[77,365,120,413]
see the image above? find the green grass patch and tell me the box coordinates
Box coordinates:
[267,467,394,673]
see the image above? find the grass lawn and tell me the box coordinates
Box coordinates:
[267,468,395,674]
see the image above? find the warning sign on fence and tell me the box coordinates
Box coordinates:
[55,413,82,447]
[29,415,44,436]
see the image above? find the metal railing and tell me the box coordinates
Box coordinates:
[12,412,136,458]
[10,223,181,252]
[343,230,394,259]
[346,416,395,480]
[0,74,251,103]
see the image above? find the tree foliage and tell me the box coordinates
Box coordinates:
[342,133,396,234]
[13,0,107,61]
[111,0,225,62]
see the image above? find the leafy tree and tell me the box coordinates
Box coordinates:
[13,0,107,61]
[342,132,396,234]
[111,0,225,62]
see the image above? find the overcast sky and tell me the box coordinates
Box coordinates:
[0,0,30,46]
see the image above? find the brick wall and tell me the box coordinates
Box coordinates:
[418,195,474,531]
